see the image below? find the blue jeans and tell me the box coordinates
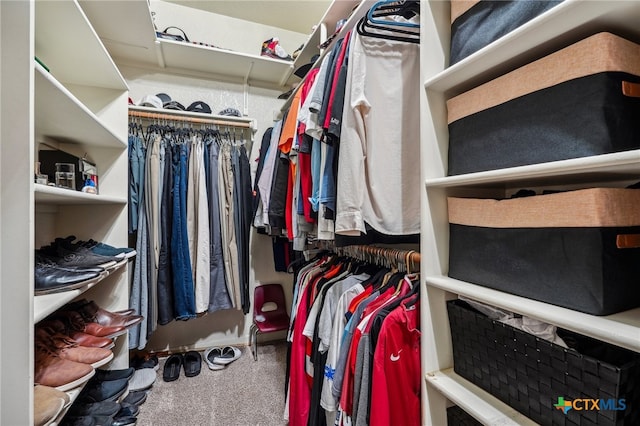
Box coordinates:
[170,144,196,320]
[128,135,145,234]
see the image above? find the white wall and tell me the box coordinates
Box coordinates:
[121,64,294,352]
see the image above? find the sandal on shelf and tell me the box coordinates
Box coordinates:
[183,351,202,377]
[212,346,241,365]
[204,347,226,371]
[162,354,183,382]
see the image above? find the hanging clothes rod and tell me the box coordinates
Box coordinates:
[338,244,420,272]
[128,110,252,129]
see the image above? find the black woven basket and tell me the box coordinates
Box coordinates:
[447,299,640,425]
[447,406,483,425]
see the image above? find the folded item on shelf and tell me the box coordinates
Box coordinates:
[156,26,189,42]
[447,32,640,175]
[449,0,563,65]
[448,187,640,315]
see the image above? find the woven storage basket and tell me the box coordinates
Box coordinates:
[446,406,482,425]
[447,299,640,425]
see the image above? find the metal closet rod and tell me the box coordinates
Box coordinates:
[128,110,252,129]
[337,244,421,272]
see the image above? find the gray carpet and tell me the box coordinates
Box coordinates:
[136,342,288,426]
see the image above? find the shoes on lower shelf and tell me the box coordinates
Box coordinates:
[128,368,156,392]
[61,299,143,330]
[34,385,71,426]
[46,310,127,339]
[35,328,114,369]
[77,376,130,403]
[121,390,147,406]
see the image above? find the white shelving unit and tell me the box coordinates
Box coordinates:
[1,0,130,423]
[79,0,296,89]
[419,0,640,424]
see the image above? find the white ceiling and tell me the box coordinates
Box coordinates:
[161,0,333,34]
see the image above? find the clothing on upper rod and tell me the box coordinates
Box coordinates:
[127,119,252,350]
[252,2,420,251]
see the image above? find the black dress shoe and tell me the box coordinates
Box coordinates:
[94,368,135,382]
[78,377,129,403]
[121,390,147,406]
[34,260,101,295]
[68,401,121,417]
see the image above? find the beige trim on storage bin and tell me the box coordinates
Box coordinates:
[447,33,640,123]
[448,188,640,228]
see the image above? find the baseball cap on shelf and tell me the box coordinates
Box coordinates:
[156,93,172,105]
[294,54,320,78]
[218,108,242,117]
[164,101,186,111]
[187,101,212,114]
[128,97,135,105]
[138,94,163,109]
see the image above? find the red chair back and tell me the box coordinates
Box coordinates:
[253,284,288,326]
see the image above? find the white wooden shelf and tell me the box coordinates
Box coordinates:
[426,275,640,353]
[34,184,127,205]
[80,0,297,89]
[129,105,255,126]
[35,0,127,91]
[425,150,640,189]
[283,0,361,87]
[35,63,126,149]
[158,38,294,87]
[425,369,538,426]
[424,0,640,98]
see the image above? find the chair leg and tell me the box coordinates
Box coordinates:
[249,324,256,361]
[253,329,260,361]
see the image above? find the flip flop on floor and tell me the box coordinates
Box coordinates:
[203,347,226,371]
[183,351,202,377]
[212,346,241,365]
[162,354,183,382]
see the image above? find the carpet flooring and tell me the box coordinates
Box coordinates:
[136,342,288,426]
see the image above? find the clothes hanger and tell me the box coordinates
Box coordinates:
[367,1,420,28]
[357,15,419,44]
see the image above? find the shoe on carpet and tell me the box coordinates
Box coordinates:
[130,353,159,371]
[163,354,183,382]
[183,351,202,377]
[203,347,226,371]
[211,346,241,365]
[128,368,156,391]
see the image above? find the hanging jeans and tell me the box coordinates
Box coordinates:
[157,140,175,325]
[171,143,196,320]
[129,183,150,350]
[206,140,232,313]
[128,135,145,234]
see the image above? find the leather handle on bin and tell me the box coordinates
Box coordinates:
[622,81,640,97]
[616,234,640,249]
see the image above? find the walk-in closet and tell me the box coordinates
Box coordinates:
[2,1,640,425]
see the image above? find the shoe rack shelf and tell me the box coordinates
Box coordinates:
[419,0,640,424]
[1,0,130,423]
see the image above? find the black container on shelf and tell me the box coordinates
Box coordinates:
[446,405,482,426]
[447,299,640,425]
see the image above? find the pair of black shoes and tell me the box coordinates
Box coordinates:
[163,351,201,382]
[62,369,144,426]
